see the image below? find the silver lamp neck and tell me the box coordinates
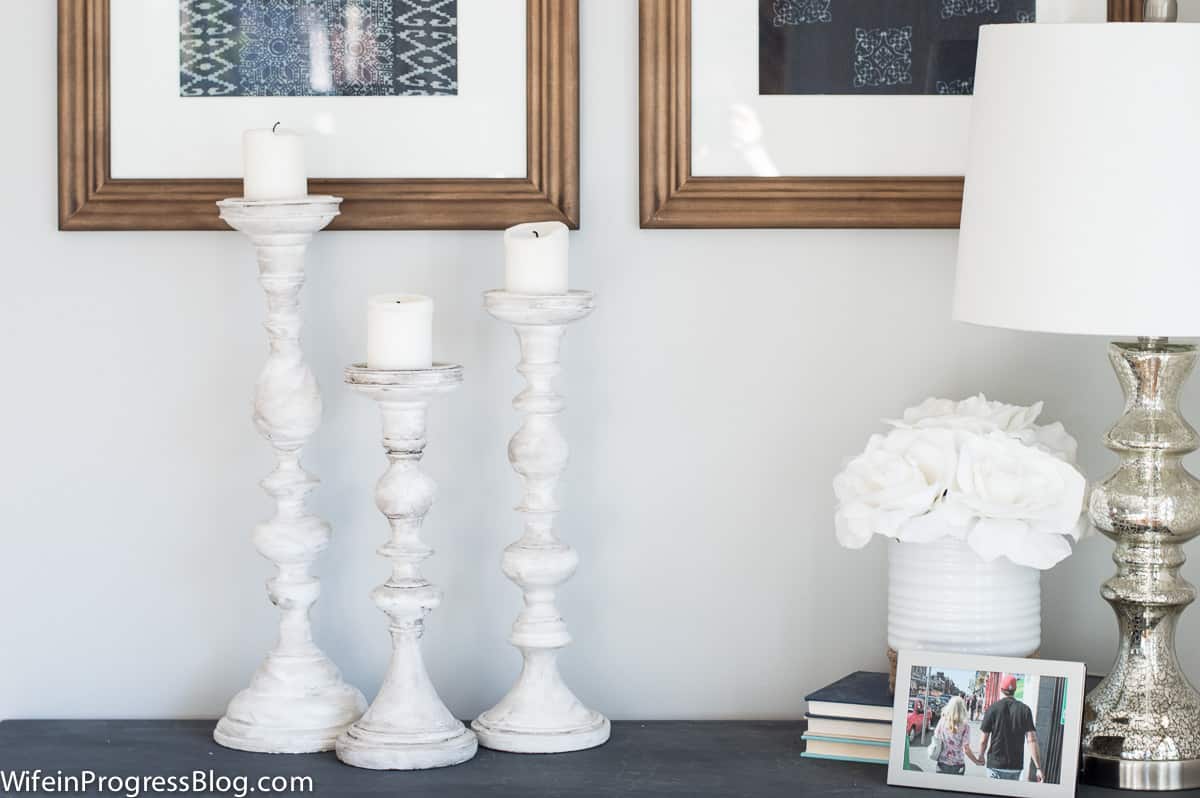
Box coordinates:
[1144,0,1178,22]
[1138,336,1170,350]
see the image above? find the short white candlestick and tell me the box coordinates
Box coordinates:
[472,290,610,754]
[336,364,478,771]
[213,197,366,754]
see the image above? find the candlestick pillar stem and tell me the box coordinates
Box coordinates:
[213,198,366,755]
[336,364,477,771]
[473,291,610,754]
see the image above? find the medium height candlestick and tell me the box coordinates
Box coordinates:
[214,197,365,754]
[337,364,477,770]
[472,290,609,754]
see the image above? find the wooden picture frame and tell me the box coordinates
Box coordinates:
[58,0,579,231]
[638,0,1139,229]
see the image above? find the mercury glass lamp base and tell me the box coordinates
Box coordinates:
[1081,339,1200,791]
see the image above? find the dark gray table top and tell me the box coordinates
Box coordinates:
[0,720,1189,797]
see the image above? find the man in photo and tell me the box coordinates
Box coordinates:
[978,675,1044,781]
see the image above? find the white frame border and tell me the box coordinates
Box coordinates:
[689,0,1108,178]
[888,649,1086,798]
[109,0,528,180]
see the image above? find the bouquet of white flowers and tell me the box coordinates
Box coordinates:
[833,395,1087,569]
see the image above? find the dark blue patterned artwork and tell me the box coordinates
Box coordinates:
[180,0,458,97]
[760,0,1033,95]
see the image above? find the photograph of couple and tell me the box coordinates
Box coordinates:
[902,665,1071,785]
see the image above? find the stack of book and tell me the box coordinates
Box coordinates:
[801,671,892,765]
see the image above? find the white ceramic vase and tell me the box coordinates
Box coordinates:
[887,538,1041,657]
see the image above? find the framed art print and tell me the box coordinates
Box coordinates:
[58,0,578,230]
[888,650,1087,798]
[639,0,1140,228]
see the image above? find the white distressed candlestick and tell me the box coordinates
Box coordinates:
[336,363,477,771]
[473,290,609,754]
[214,197,366,754]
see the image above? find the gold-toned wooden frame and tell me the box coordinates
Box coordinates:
[639,0,1139,229]
[58,0,579,230]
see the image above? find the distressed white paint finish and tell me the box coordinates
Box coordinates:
[213,198,366,754]
[336,364,477,770]
[473,291,610,754]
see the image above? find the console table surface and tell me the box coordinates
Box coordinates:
[1,720,1193,797]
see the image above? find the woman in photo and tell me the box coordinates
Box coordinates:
[932,696,982,775]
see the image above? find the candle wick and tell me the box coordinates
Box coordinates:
[532,230,540,238]
[272,121,281,134]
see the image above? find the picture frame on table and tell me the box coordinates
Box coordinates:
[888,650,1087,798]
[638,0,1140,229]
[58,0,578,231]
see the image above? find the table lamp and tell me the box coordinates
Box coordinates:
[954,20,1200,791]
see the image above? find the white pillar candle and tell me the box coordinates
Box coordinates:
[243,125,308,201]
[504,221,569,294]
[367,294,434,370]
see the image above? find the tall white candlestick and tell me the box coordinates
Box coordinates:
[214,196,365,754]
[504,221,569,295]
[367,294,434,370]
[472,290,608,754]
[243,126,308,201]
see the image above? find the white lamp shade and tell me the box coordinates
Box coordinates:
[954,24,1200,338]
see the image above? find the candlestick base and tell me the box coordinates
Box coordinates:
[336,725,478,771]
[214,667,366,755]
[473,666,611,754]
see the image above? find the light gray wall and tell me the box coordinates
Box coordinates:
[1,1,1194,721]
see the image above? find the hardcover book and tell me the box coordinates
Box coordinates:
[803,713,890,742]
[800,733,889,765]
[804,671,892,722]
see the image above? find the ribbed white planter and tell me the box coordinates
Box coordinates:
[887,538,1041,657]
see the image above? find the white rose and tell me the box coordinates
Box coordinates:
[834,428,958,549]
[896,398,957,426]
[947,432,1087,569]
[1013,421,1079,464]
[956,394,1043,433]
[894,394,1079,464]
[892,394,1043,436]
